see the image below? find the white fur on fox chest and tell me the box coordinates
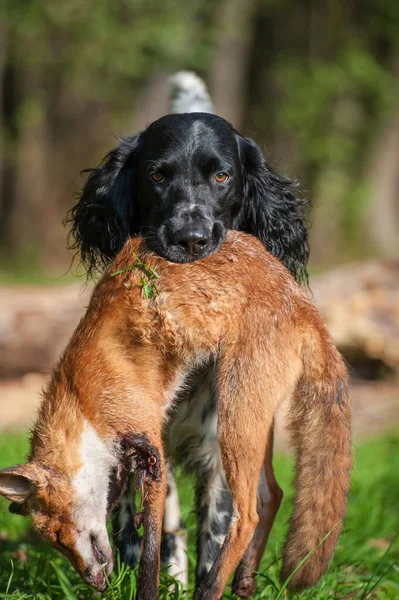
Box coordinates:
[72,421,118,561]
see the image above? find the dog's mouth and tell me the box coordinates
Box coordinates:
[147,222,226,263]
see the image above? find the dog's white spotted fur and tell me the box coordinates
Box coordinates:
[163,466,188,587]
[169,71,214,115]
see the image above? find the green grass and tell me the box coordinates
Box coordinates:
[0,432,398,599]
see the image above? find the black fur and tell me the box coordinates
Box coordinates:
[195,472,232,588]
[236,135,309,283]
[67,135,141,274]
[66,113,309,283]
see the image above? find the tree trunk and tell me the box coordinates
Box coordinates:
[208,0,257,129]
[366,113,399,259]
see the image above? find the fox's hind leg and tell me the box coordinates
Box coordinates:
[194,357,283,599]
[193,407,273,600]
[193,335,301,600]
[232,420,283,598]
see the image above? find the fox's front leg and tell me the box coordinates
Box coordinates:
[123,433,166,600]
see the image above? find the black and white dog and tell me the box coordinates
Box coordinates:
[67,72,309,592]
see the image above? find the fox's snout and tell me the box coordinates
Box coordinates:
[76,533,114,592]
[85,568,108,593]
[79,552,114,593]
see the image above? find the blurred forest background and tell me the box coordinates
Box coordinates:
[0,0,398,280]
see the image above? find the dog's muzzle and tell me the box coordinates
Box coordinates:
[153,220,226,263]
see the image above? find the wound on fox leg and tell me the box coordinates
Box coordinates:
[122,433,161,480]
[121,433,162,529]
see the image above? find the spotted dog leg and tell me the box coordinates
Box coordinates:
[195,465,233,587]
[113,474,142,568]
[166,364,234,589]
[161,465,188,588]
[113,461,188,585]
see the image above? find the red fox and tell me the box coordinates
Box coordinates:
[0,231,351,600]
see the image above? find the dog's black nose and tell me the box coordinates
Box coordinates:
[174,229,211,255]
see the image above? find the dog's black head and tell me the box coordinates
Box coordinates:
[136,114,243,263]
[67,113,309,281]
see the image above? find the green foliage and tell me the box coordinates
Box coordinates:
[0,432,398,598]
[1,0,213,103]
[277,47,397,171]
[274,43,397,259]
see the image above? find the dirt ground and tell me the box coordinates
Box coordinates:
[1,373,398,450]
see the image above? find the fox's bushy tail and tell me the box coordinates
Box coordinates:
[281,335,352,591]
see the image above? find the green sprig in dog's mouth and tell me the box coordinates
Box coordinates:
[111,252,160,299]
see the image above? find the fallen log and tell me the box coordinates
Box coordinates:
[311,260,399,378]
[0,284,92,377]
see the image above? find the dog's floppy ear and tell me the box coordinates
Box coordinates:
[236,135,309,284]
[65,134,142,277]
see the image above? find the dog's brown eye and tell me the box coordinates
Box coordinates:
[151,172,163,182]
[215,172,228,183]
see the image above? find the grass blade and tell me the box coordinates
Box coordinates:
[50,561,78,600]
[361,563,394,599]
[358,533,398,599]
[5,558,15,595]
[111,265,137,276]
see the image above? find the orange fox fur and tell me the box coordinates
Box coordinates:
[0,231,351,599]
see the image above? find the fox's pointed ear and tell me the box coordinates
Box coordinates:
[0,465,38,504]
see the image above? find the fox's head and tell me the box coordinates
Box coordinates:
[0,425,126,592]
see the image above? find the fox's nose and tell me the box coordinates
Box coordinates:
[173,228,211,255]
[94,571,107,592]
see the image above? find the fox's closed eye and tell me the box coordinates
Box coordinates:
[56,529,68,549]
